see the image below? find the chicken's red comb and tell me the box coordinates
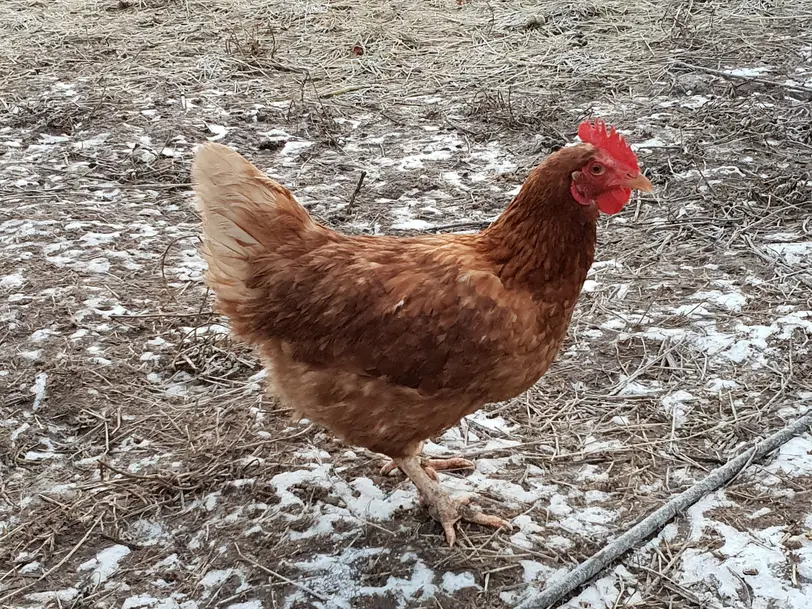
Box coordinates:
[577,119,639,171]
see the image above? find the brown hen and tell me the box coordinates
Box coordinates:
[191,119,652,545]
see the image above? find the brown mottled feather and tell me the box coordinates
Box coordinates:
[191,142,598,457]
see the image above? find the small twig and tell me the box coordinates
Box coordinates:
[346,171,366,211]
[513,410,812,609]
[318,84,379,98]
[691,159,717,197]
[98,459,196,491]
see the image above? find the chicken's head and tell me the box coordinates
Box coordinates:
[570,119,653,215]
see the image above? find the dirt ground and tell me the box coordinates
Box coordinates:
[2,1,812,608]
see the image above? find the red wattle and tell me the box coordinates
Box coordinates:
[595,188,631,215]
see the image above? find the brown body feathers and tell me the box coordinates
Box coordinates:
[192,143,598,458]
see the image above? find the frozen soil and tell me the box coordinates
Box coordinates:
[1,1,812,608]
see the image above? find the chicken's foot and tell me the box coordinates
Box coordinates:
[381,456,474,481]
[394,455,510,546]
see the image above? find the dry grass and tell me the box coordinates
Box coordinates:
[1,0,811,608]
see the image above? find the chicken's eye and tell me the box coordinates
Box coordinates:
[590,164,605,175]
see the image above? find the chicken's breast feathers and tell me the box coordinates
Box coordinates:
[250,237,549,396]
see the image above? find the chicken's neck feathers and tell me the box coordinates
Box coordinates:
[480,147,598,300]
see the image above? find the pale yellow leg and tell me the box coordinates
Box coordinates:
[380,440,475,481]
[394,455,510,546]
[380,456,475,481]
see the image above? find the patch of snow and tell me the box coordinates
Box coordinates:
[723,66,772,78]
[763,242,812,266]
[675,165,746,180]
[584,490,609,503]
[440,571,478,593]
[271,465,415,523]
[632,137,667,151]
[25,588,80,604]
[583,436,624,454]
[706,378,740,394]
[465,410,518,435]
[122,595,159,609]
[390,218,433,231]
[80,258,111,274]
[129,519,168,546]
[445,470,553,507]
[681,95,711,109]
[80,231,120,246]
[30,328,57,342]
[661,390,696,428]
[206,124,228,141]
[280,141,313,156]
[20,561,41,574]
[468,143,517,179]
[226,602,263,609]
[78,545,131,583]
[199,568,249,597]
[765,435,812,476]
[24,450,58,461]
[679,521,809,608]
[617,377,661,396]
[749,507,772,519]
[475,457,510,475]
[30,372,47,411]
[692,289,747,312]
[562,572,622,608]
[341,477,416,521]
[520,560,561,583]
[557,505,617,536]
[39,134,71,144]
[0,272,24,288]
[634,313,810,368]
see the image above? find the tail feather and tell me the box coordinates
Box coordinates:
[190,143,318,324]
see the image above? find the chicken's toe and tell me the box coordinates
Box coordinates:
[426,492,511,546]
[380,460,398,476]
[382,460,438,481]
[423,489,463,546]
[425,457,475,471]
[459,505,513,530]
[381,456,474,480]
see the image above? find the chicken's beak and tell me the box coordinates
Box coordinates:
[624,173,654,193]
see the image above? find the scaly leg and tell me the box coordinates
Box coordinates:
[394,455,510,546]
[380,441,474,481]
[381,456,475,481]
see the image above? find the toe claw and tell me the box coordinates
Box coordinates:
[442,522,457,547]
